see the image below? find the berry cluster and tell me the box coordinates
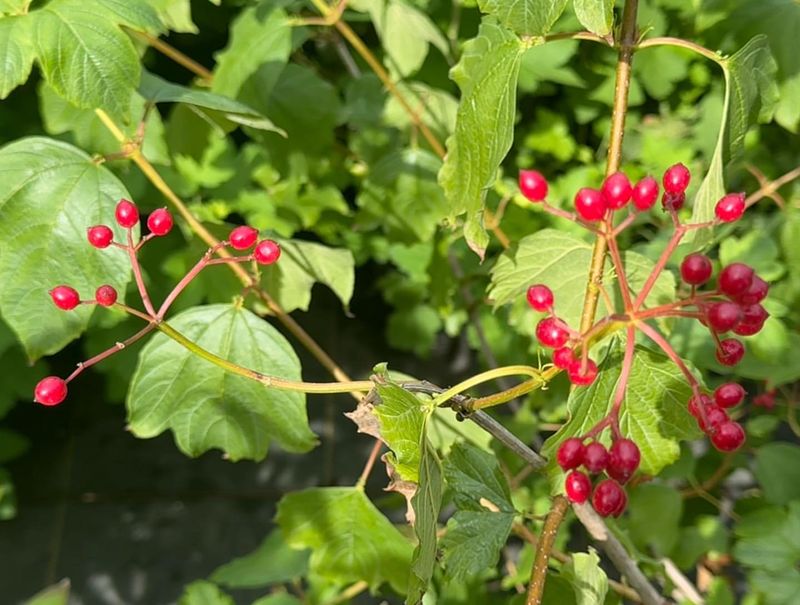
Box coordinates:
[558,437,640,516]
[519,163,762,515]
[33,199,281,407]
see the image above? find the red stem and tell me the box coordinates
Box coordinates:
[127,230,157,316]
[632,226,686,310]
[65,324,156,383]
[604,222,634,312]
[157,242,229,319]
[635,321,699,390]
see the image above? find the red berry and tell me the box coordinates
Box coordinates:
[714,383,746,408]
[34,376,67,406]
[716,338,745,366]
[519,170,549,202]
[698,405,729,434]
[583,442,609,474]
[607,439,640,484]
[254,239,281,265]
[715,193,746,223]
[680,253,713,286]
[565,471,592,504]
[552,347,575,369]
[50,285,80,310]
[632,176,659,210]
[574,188,607,221]
[718,263,754,297]
[688,393,713,418]
[568,359,598,386]
[115,199,139,228]
[662,191,686,211]
[734,303,769,336]
[601,172,632,210]
[663,163,690,194]
[711,421,745,452]
[95,285,118,307]
[706,302,743,333]
[592,479,626,517]
[754,390,776,410]
[229,226,259,250]
[734,276,769,306]
[557,438,585,471]
[536,317,570,348]
[87,225,114,248]
[611,488,628,517]
[147,208,173,236]
[526,284,554,312]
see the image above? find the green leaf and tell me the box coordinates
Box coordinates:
[440,509,515,580]
[0,15,34,99]
[562,549,608,605]
[625,484,683,555]
[138,71,284,134]
[754,443,800,505]
[0,467,16,520]
[127,304,316,461]
[23,580,70,605]
[734,502,800,605]
[0,137,133,360]
[0,0,30,16]
[179,581,234,605]
[443,442,514,512]
[260,238,355,314]
[489,229,593,330]
[477,0,568,36]
[573,0,613,36]
[0,428,28,463]
[374,383,427,482]
[277,487,413,593]
[251,596,301,605]
[211,5,291,98]
[407,438,443,605]
[211,529,309,588]
[145,0,197,33]
[543,342,699,478]
[438,20,526,259]
[32,0,148,118]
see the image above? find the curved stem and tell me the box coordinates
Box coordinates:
[526,496,569,605]
[432,365,545,407]
[157,242,229,318]
[66,324,156,383]
[633,225,686,310]
[471,372,556,411]
[637,36,722,64]
[126,230,157,317]
[155,321,374,394]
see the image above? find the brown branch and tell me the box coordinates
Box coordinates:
[526,496,569,605]
[745,164,800,209]
[128,30,214,83]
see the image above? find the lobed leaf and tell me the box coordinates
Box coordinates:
[277,487,413,594]
[573,0,613,36]
[127,303,316,461]
[0,137,133,360]
[0,15,35,99]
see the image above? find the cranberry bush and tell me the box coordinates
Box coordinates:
[2,0,800,604]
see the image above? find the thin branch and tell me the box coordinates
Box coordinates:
[636,37,722,64]
[745,164,800,208]
[526,496,569,605]
[128,29,214,82]
[468,411,547,470]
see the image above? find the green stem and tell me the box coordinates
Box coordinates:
[155,321,374,394]
[636,36,722,64]
[431,365,544,407]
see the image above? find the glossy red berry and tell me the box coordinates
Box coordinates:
[50,286,80,310]
[87,225,114,248]
[734,276,769,306]
[574,188,607,221]
[568,359,598,386]
[663,163,690,194]
[715,193,746,223]
[536,317,570,349]
[711,421,745,452]
[583,442,609,474]
[698,405,729,434]
[734,303,769,336]
[147,208,173,236]
[687,393,713,418]
[565,471,592,504]
[661,191,686,211]
[552,347,575,369]
[95,285,118,307]
[714,383,746,409]
[115,199,139,228]
[526,284,554,312]
[229,226,259,250]
[716,338,745,366]
[34,376,67,406]
[557,438,585,471]
[632,176,659,210]
[718,263,754,297]
[254,239,281,265]
[592,479,626,517]
[706,302,743,333]
[519,170,548,202]
[607,439,640,484]
[680,253,713,286]
[601,172,632,209]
